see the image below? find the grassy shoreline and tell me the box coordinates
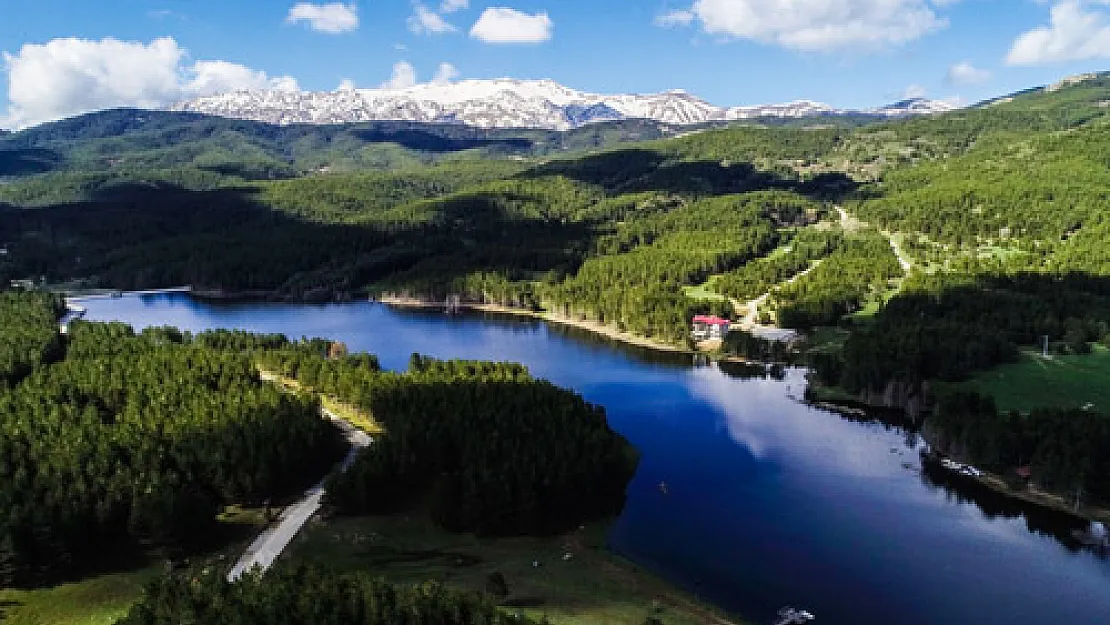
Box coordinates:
[286,512,746,625]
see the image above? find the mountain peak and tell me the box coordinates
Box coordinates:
[170,78,956,130]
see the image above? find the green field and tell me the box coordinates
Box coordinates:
[682,274,729,303]
[0,507,267,625]
[286,512,741,625]
[0,567,160,625]
[961,345,1110,413]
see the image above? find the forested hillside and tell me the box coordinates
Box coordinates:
[254,350,636,536]
[0,293,636,590]
[0,301,346,586]
[118,565,542,625]
[0,109,686,186]
[3,74,1110,504]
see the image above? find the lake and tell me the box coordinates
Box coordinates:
[81,293,1110,625]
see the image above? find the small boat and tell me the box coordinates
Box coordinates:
[775,607,815,624]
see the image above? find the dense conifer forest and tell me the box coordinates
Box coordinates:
[0,298,347,586]
[0,293,636,592]
[117,564,543,625]
[254,350,636,536]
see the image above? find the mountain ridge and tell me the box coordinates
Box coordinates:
[170,78,957,130]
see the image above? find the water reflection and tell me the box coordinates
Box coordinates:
[920,458,1104,557]
[80,294,1110,625]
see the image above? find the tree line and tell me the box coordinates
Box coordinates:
[932,392,1110,508]
[117,564,544,625]
[0,301,345,585]
[254,350,638,536]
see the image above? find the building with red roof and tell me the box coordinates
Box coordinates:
[691,315,731,340]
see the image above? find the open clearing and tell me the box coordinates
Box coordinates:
[961,344,1110,413]
[286,513,743,625]
[682,274,729,302]
[0,507,267,625]
[0,567,160,625]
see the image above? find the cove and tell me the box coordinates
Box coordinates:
[80,293,1110,625]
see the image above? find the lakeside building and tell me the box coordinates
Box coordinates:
[692,315,730,340]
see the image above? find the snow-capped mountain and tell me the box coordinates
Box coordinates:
[170,79,956,130]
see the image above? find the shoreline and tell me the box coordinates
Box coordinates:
[77,291,1110,535]
[377,295,698,356]
[811,389,1110,527]
[920,444,1110,528]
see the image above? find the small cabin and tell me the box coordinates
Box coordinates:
[692,315,730,340]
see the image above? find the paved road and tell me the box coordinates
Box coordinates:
[227,408,371,582]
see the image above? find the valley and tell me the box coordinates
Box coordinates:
[2,69,1110,625]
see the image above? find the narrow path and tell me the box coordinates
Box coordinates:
[836,206,911,275]
[887,232,912,275]
[227,405,371,582]
[735,260,821,342]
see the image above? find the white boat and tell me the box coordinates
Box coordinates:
[775,607,816,624]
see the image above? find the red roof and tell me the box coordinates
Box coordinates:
[692,315,731,326]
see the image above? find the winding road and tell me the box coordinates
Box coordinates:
[227,405,371,582]
[735,260,822,342]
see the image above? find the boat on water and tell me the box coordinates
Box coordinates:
[1072,521,1109,550]
[775,607,815,624]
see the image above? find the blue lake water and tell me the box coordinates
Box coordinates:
[81,293,1110,625]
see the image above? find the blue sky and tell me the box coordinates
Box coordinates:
[3,0,1110,128]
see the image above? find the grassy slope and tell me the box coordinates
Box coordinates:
[960,344,1110,414]
[0,568,160,625]
[286,513,742,625]
[682,274,729,302]
[0,507,267,625]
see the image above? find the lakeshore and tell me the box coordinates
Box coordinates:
[70,290,1110,625]
[377,295,698,355]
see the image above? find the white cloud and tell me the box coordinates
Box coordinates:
[470,7,553,44]
[440,0,468,13]
[1007,1,1110,65]
[664,0,953,52]
[946,60,991,85]
[337,78,357,91]
[1,37,298,129]
[189,60,298,95]
[432,62,460,83]
[381,60,418,89]
[378,60,460,90]
[655,9,695,28]
[903,83,928,99]
[285,2,359,34]
[408,4,457,34]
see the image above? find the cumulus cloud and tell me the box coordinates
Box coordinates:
[432,62,460,83]
[1007,1,1110,65]
[380,60,418,89]
[378,60,460,90]
[1,37,298,129]
[285,2,359,34]
[470,7,553,43]
[903,83,928,99]
[660,0,954,52]
[409,3,457,34]
[946,60,990,85]
[337,78,357,91]
[440,0,468,12]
